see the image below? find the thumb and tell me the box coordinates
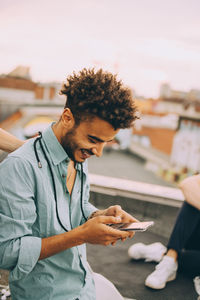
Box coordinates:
[96,215,122,224]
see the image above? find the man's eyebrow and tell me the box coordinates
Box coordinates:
[88,135,113,143]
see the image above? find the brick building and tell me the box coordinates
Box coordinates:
[0,66,59,103]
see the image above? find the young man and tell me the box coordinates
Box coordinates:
[0,68,138,300]
[128,174,200,290]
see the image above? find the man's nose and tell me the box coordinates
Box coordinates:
[92,143,106,157]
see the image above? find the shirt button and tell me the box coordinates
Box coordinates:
[62,174,66,178]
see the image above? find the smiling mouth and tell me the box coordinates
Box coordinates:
[81,149,93,159]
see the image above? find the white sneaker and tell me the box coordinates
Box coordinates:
[145,255,178,289]
[128,242,167,262]
[194,276,200,296]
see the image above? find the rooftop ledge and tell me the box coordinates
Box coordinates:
[89,173,184,208]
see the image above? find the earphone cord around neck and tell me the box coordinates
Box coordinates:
[33,131,87,232]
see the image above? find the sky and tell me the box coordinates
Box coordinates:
[0,0,200,98]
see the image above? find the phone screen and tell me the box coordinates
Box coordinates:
[108,221,154,231]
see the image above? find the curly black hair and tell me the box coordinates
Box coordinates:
[60,68,137,129]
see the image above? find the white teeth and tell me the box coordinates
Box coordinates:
[81,149,90,157]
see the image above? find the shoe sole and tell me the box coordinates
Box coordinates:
[145,273,177,290]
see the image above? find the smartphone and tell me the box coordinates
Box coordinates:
[108,221,154,232]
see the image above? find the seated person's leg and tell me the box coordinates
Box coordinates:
[178,218,200,277]
[128,202,200,263]
[145,202,200,289]
[167,202,200,252]
[179,249,200,277]
[128,201,200,289]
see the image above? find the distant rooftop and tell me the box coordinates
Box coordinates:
[7,65,31,80]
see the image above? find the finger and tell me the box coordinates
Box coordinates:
[96,215,122,224]
[111,240,118,246]
[121,237,127,242]
[103,225,131,240]
[128,231,135,238]
[116,230,130,239]
[106,205,122,217]
[113,205,122,217]
[121,212,139,223]
[113,205,122,212]
[103,241,111,246]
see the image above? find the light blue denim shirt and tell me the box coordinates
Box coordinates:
[0,125,97,300]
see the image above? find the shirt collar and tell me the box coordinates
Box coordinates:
[42,123,69,165]
[42,123,88,174]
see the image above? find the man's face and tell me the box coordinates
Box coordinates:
[61,117,119,163]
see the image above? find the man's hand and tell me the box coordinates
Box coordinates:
[103,205,138,223]
[86,206,139,244]
[90,205,138,223]
[81,215,133,246]
[102,205,138,243]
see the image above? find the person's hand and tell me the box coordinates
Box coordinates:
[102,205,138,223]
[103,205,138,243]
[89,205,138,243]
[81,215,133,246]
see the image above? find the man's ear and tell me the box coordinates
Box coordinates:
[61,108,75,129]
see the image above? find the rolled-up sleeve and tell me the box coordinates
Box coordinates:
[0,156,42,281]
[10,236,41,281]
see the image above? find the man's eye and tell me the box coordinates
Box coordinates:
[89,138,96,144]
